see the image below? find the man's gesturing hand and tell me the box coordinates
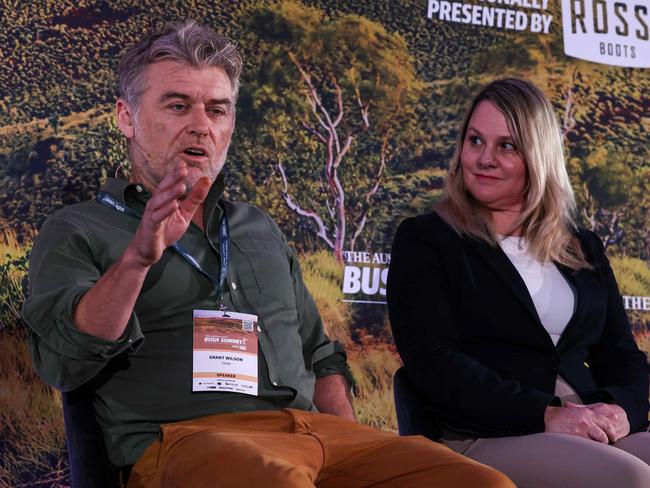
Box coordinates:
[129,162,211,268]
[73,163,212,341]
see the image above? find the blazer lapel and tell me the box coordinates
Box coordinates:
[555,264,592,348]
[466,238,542,325]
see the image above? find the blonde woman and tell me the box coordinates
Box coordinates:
[387,78,650,487]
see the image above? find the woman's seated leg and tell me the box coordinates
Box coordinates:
[614,431,650,465]
[443,432,650,488]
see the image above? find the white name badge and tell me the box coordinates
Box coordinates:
[192,309,259,395]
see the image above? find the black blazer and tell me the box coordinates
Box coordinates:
[387,212,649,437]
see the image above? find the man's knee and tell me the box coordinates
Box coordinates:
[381,436,515,487]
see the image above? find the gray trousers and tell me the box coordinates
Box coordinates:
[442,430,650,487]
[441,379,650,487]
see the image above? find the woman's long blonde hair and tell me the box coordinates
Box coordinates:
[437,78,590,270]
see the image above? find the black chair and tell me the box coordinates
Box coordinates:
[61,386,120,488]
[392,366,440,440]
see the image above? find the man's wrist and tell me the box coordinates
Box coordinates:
[314,374,356,421]
[123,242,156,271]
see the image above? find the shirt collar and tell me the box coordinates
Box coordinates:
[203,174,226,229]
[99,174,226,229]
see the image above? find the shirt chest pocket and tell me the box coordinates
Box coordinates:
[231,238,296,309]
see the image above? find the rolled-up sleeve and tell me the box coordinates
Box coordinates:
[279,231,353,389]
[22,214,143,391]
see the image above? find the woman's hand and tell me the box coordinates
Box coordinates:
[570,402,630,442]
[544,404,609,443]
[544,402,630,444]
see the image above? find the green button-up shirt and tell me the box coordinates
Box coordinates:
[22,177,351,468]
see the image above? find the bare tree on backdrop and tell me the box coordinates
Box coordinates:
[559,68,650,258]
[242,1,423,262]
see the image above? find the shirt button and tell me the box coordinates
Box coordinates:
[231,282,237,290]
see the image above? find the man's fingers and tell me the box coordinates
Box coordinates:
[146,162,188,209]
[132,163,208,262]
[179,177,211,216]
[155,161,187,190]
[148,181,186,215]
[149,200,180,224]
[163,161,188,186]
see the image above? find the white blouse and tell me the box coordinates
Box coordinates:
[498,236,576,345]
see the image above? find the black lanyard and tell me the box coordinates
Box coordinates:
[96,190,230,307]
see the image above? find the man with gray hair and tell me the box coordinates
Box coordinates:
[22,20,513,488]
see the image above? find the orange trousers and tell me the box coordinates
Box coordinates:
[127,409,514,488]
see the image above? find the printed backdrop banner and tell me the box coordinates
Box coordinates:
[561,0,650,68]
[0,1,648,485]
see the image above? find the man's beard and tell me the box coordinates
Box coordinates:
[179,152,226,196]
[129,138,229,193]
